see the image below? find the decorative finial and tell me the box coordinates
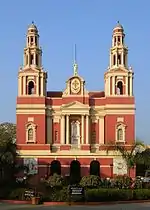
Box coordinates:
[32,21,34,24]
[73,44,78,76]
[74,44,77,64]
[117,20,120,24]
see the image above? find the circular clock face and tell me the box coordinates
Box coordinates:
[71,78,81,94]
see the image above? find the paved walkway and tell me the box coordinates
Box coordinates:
[1,202,150,210]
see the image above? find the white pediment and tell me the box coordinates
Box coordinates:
[61,101,89,110]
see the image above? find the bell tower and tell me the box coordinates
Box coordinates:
[104,22,134,97]
[18,22,47,97]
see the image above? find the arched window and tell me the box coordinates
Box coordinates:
[28,81,35,95]
[116,123,126,142]
[36,54,38,66]
[26,123,36,143]
[113,55,116,65]
[28,128,33,141]
[50,160,61,175]
[116,81,123,95]
[118,54,121,65]
[90,160,100,176]
[117,128,123,141]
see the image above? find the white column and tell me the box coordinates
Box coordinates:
[36,76,38,95]
[18,76,21,96]
[61,115,65,144]
[125,76,128,96]
[108,76,110,96]
[34,53,36,65]
[109,53,112,67]
[129,75,132,96]
[99,116,104,144]
[86,115,89,144]
[105,79,107,96]
[112,76,115,95]
[23,76,26,95]
[40,76,43,96]
[66,115,69,144]
[121,51,124,65]
[81,115,84,144]
[115,52,117,66]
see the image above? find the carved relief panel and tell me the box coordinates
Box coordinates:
[113,158,127,175]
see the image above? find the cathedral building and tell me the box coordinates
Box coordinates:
[16,22,135,180]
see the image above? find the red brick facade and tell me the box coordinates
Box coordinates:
[16,22,135,180]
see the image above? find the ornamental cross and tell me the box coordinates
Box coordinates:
[72,80,79,89]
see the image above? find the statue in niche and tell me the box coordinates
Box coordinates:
[71,121,80,145]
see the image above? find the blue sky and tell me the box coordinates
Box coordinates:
[0,0,149,143]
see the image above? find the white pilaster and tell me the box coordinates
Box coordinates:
[66,115,69,144]
[99,116,104,144]
[40,76,43,96]
[86,115,89,144]
[108,76,110,95]
[36,76,38,95]
[125,76,128,96]
[61,115,65,144]
[130,75,133,96]
[115,52,117,66]
[18,76,21,96]
[23,76,26,95]
[121,51,124,65]
[112,76,115,95]
[81,115,84,144]
[110,53,112,67]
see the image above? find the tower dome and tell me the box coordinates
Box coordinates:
[28,21,38,33]
[113,21,124,33]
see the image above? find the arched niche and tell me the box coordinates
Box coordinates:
[70,160,81,184]
[90,160,100,176]
[50,160,61,175]
[116,81,123,95]
[28,81,35,95]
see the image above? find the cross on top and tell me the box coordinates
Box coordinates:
[72,79,79,89]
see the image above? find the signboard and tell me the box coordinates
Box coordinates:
[70,187,84,195]
[24,190,35,200]
[69,186,85,202]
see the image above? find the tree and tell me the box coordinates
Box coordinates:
[107,140,145,177]
[0,122,17,183]
[136,148,150,176]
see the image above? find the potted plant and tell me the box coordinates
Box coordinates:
[31,188,40,205]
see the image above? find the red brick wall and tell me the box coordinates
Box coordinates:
[16,114,46,144]
[105,114,135,145]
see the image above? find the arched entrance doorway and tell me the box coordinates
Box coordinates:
[50,160,61,175]
[90,160,100,176]
[70,160,81,184]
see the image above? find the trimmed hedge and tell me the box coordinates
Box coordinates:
[8,188,150,202]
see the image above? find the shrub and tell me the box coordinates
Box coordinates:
[85,188,133,202]
[43,173,65,189]
[80,175,101,188]
[43,187,68,202]
[133,189,150,200]
[114,175,132,189]
[8,188,27,200]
